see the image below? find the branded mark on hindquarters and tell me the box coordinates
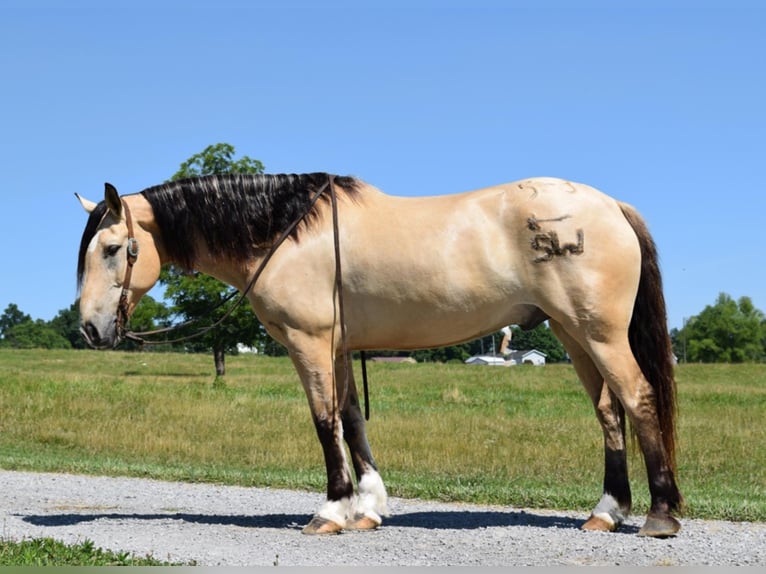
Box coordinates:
[527,215,584,263]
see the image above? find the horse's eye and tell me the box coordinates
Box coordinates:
[104,245,121,258]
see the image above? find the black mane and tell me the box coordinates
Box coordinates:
[77,173,361,287]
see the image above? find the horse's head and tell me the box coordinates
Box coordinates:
[76,183,162,349]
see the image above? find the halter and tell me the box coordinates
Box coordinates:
[115,199,139,340]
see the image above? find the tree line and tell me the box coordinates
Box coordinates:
[3,145,764,367]
[670,293,765,363]
[0,292,571,361]
[3,290,764,365]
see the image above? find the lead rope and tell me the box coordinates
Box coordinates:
[361,350,370,420]
[328,178,371,426]
[328,178,370,421]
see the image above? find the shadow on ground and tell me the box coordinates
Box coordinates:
[22,509,640,534]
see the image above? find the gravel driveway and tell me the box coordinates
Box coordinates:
[1,470,764,566]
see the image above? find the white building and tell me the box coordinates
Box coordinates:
[506,349,547,366]
[464,355,508,366]
[464,349,547,366]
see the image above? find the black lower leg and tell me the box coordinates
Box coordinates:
[313,417,353,501]
[342,396,378,480]
[603,447,632,514]
[647,461,683,516]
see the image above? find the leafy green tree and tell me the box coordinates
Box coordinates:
[0,303,31,339]
[173,142,265,178]
[160,271,262,368]
[129,295,171,333]
[49,303,85,349]
[412,342,473,363]
[2,319,71,349]
[120,295,172,352]
[679,293,765,363]
[160,143,267,376]
[509,323,568,363]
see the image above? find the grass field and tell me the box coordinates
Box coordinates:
[0,349,764,523]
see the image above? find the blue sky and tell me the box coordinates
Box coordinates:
[1,0,764,331]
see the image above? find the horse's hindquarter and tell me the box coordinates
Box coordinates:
[342,178,641,349]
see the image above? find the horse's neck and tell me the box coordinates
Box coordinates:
[193,252,251,291]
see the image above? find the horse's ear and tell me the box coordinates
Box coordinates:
[75,193,97,214]
[104,183,122,218]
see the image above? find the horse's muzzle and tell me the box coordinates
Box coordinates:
[80,321,120,350]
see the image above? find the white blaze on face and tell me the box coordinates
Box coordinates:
[80,228,123,329]
[81,229,103,286]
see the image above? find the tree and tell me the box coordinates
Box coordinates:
[678,293,765,363]
[509,323,568,363]
[160,271,263,371]
[0,303,31,339]
[119,295,172,352]
[129,295,171,334]
[49,303,86,349]
[412,342,473,363]
[160,143,267,376]
[173,142,265,178]
[1,319,71,349]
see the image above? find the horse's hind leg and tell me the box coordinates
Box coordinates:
[335,352,389,530]
[550,320,632,532]
[581,337,682,537]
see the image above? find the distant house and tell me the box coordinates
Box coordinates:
[506,349,547,366]
[464,355,507,366]
[464,349,547,367]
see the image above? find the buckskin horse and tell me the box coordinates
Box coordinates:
[75,173,682,537]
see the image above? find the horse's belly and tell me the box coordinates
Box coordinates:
[346,289,533,350]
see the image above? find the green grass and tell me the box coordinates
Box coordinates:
[0,349,764,524]
[0,537,184,566]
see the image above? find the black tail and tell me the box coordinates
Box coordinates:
[619,202,678,475]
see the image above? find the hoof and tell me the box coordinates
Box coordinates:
[638,514,681,538]
[302,515,344,535]
[346,513,382,531]
[582,514,617,532]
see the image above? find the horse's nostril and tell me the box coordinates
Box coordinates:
[80,322,101,347]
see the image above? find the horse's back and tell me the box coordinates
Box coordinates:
[330,177,641,349]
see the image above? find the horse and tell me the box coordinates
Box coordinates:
[75,173,683,537]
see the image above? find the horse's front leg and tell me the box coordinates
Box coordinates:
[288,341,355,535]
[336,352,389,530]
